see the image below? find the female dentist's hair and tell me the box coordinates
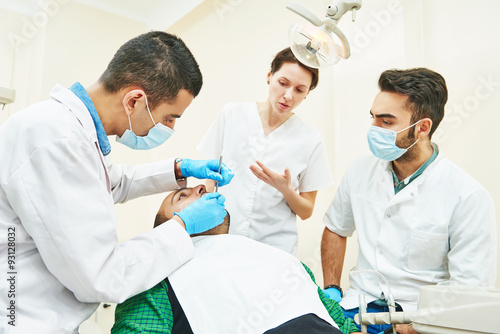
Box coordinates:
[98,31,203,109]
[270,47,319,91]
[378,68,448,139]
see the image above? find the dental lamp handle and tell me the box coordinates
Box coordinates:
[286,1,324,26]
[326,0,362,22]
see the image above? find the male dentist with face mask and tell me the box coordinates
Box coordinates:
[0,32,233,334]
[320,68,497,334]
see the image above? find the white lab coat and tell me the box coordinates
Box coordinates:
[324,146,497,311]
[169,235,339,333]
[197,103,333,254]
[0,85,194,333]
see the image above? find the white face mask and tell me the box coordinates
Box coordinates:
[116,95,174,150]
[366,120,421,161]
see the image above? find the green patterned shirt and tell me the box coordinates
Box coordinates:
[112,263,358,333]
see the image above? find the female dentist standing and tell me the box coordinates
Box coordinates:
[198,47,333,255]
[0,32,232,334]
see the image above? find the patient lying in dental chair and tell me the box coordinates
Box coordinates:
[111,185,362,334]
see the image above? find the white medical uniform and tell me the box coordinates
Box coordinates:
[0,85,194,333]
[169,235,339,334]
[324,146,497,312]
[197,103,333,254]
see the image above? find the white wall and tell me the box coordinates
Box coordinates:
[0,7,45,124]
[1,0,500,332]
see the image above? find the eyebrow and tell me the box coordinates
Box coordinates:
[370,110,396,119]
[279,77,308,89]
[171,187,187,205]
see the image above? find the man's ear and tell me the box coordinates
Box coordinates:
[122,89,146,116]
[417,118,433,138]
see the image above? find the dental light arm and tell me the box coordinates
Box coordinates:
[286,0,361,68]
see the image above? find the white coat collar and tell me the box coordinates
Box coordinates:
[49,85,98,143]
[49,85,111,193]
[378,143,444,183]
[376,143,444,204]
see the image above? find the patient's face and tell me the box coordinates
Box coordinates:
[155,184,230,235]
[160,184,207,220]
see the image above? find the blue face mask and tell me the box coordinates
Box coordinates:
[367,120,421,161]
[116,95,174,150]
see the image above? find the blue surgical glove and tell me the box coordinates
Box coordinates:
[323,287,342,302]
[180,159,234,186]
[174,192,227,235]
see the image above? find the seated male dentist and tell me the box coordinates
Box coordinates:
[0,31,233,334]
[320,68,497,334]
[112,184,365,334]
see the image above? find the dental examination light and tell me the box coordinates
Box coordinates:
[286,0,362,68]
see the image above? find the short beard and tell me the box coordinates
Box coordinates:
[395,127,418,163]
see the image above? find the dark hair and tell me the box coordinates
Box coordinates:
[99,31,203,109]
[270,47,319,91]
[378,68,448,139]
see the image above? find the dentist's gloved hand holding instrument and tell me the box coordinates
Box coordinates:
[180,158,234,186]
[175,193,227,235]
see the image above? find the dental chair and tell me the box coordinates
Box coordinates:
[355,285,500,334]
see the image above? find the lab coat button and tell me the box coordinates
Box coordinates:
[379,251,383,255]
[386,214,391,218]
[410,192,414,197]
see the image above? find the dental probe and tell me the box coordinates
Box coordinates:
[215,155,222,192]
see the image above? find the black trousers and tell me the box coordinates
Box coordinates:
[264,313,343,334]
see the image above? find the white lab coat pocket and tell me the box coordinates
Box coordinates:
[408,229,449,270]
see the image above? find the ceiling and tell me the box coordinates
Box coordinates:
[0,0,204,30]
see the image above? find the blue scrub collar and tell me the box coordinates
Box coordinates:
[70,82,111,156]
